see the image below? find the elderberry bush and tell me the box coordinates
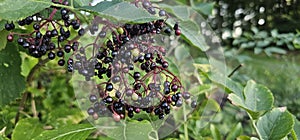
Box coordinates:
[4,0,198,122]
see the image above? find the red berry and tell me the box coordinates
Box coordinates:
[175,29,181,36]
[7,34,13,42]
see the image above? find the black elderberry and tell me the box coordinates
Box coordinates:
[25,16,33,25]
[89,94,97,102]
[57,50,64,57]
[133,72,141,79]
[51,29,58,37]
[23,42,30,48]
[103,57,112,64]
[164,87,170,95]
[159,10,166,16]
[18,20,25,26]
[48,52,55,60]
[36,31,42,39]
[58,59,65,66]
[73,22,80,30]
[58,35,65,42]
[105,96,113,104]
[162,61,169,68]
[158,113,165,119]
[87,107,95,115]
[17,38,24,45]
[62,14,69,21]
[33,23,40,30]
[138,55,145,63]
[106,83,113,91]
[99,31,106,38]
[45,31,52,37]
[5,22,14,31]
[112,76,121,83]
[171,84,178,92]
[115,91,121,98]
[173,22,179,30]
[125,89,133,96]
[191,101,197,108]
[164,28,172,35]
[142,1,150,8]
[144,53,152,60]
[175,99,183,107]
[60,8,68,15]
[78,28,85,36]
[182,92,191,99]
[64,45,72,53]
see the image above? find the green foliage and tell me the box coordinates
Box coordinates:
[80,1,159,23]
[0,0,52,20]
[232,27,300,56]
[0,0,298,140]
[0,43,25,106]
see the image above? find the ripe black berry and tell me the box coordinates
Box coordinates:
[191,101,197,108]
[17,38,25,45]
[57,50,64,57]
[112,76,121,83]
[58,59,65,66]
[104,96,113,104]
[162,61,169,68]
[106,83,113,91]
[25,16,33,25]
[159,10,166,16]
[33,23,40,30]
[89,94,97,102]
[78,28,85,36]
[48,52,56,60]
[133,72,141,79]
[171,84,178,92]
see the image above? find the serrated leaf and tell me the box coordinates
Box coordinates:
[180,20,209,51]
[104,121,153,140]
[256,108,294,140]
[194,2,215,16]
[0,0,52,21]
[0,43,25,107]
[226,123,243,140]
[0,30,8,51]
[33,124,95,140]
[12,118,44,140]
[228,80,274,119]
[80,1,159,23]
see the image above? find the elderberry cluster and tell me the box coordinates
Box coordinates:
[4,0,84,66]
[78,17,197,121]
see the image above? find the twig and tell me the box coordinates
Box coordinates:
[15,58,50,124]
[228,64,243,78]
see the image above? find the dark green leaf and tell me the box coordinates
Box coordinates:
[256,108,294,140]
[12,118,44,140]
[180,20,209,51]
[74,0,91,7]
[0,20,6,31]
[0,30,8,51]
[0,0,52,21]
[33,124,95,140]
[0,43,25,107]
[80,1,159,23]
[194,2,215,16]
[210,125,221,140]
[228,80,274,119]
[104,121,154,140]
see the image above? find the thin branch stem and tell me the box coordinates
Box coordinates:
[228,64,243,78]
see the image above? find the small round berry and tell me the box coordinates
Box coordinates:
[158,114,164,119]
[164,28,172,35]
[48,52,56,60]
[176,99,183,107]
[60,8,68,15]
[133,72,141,79]
[112,76,121,83]
[128,112,134,118]
[125,89,133,96]
[22,42,30,48]
[89,94,97,102]
[73,22,80,30]
[17,38,25,45]
[117,27,124,34]
[64,45,72,53]
[164,81,170,88]
[58,35,65,42]
[182,92,191,99]
[191,101,197,108]
[5,23,12,31]
[58,59,65,66]
[159,10,166,16]
[51,29,58,37]
[132,93,139,101]
[173,22,179,30]
[106,83,113,91]
[175,29,181,36]
[162,61,169,68]
[171,84,178,92]
[7,34,13,42]
[33,23,40,30]
[142,1,150,8]
[144,53,152,60]
[113,114,121,122]
[18,20,25,26]
[147,7,156,15]
[57,50,64,57]
[78,28,85,36]
[25,16,33,25]
[87,107,95,115]
[105,96,113,104]
[164,87,170,95]
[99,31,106,38]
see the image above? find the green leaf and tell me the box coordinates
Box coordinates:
[264,47,287,56]
[174,45,189,61]
[194,2,215,16]
[0,30,8,51]
[292,118,300,139]
[180,20,209,51]
[80,1,159,23]
[226,123,243,140]
[12,118,44,140]
[210,124,221,140]
[74,0,91,7]
[0,43,25,107]
[256,107,294,140]
[33,124,95,140]
[0,20,6,31]
[104,121,154,140]
[20,52,38,77]
[228,80,274,119]
[0,0,52,21]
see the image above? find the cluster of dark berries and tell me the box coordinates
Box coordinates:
[77,16,197,122]
[4,0,84,66]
